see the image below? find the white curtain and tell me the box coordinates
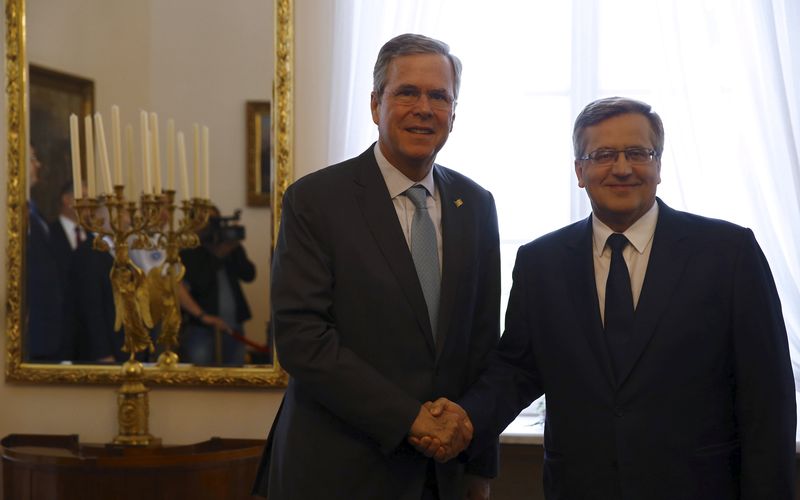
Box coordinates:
[324,0,800,387]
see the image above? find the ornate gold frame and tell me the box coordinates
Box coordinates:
[245,100,271,207]
[4,0,293,387]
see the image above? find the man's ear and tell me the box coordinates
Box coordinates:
[574,160,586,188]
[656,159,662,185]
[370,91,380,125]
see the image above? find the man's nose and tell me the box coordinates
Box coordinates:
[610,153,633,175]
[412,95,434,115]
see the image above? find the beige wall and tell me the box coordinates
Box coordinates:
[0,0,324,444]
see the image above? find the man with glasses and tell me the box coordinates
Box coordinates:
[416,97,795,499]
[253,33,499,499]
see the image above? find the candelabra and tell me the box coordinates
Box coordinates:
[150,190,212,368]
[75,186,212,446]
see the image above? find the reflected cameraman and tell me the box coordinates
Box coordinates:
[178,207,256,365]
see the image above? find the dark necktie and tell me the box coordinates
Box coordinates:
[74,225,84,248]
[405,185,440,343]
[604,233,634,377]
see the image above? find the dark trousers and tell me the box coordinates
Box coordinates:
[422,460,439,499]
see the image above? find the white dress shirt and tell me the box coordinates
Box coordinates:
[373,143,443,268]
[58,215,84,250]
[592,202,659,324]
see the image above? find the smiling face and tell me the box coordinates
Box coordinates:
[574,113,661,232]
[371,53,456,181]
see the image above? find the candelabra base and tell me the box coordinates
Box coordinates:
[112,360,160,447]
[157,350,179,369]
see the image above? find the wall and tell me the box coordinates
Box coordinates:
[148,0,275,343]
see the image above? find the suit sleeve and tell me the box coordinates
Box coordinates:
[272,184,421,454]
[733,229,796,499]
[462,192,502,477]
[460,245,545,456]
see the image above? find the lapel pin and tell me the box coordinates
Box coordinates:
[454,199,463,208]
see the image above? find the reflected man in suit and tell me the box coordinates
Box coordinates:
[25,145,68,361]
[420,97,795,499]
[48,181,88,360]
[253,34,500,499]
[49,181,88,272]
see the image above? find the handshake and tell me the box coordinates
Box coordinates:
[407,398,473,462]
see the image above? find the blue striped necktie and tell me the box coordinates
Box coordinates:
[405,185,440,342]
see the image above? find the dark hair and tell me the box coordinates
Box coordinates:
[373,33,462,100]
[572,96,664,158]
[59,180,75,197]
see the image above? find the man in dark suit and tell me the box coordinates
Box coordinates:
[25,146,68,361]
[420,97,796,499]
[253,33,500,499]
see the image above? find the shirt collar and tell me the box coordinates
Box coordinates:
[59,214,78,234]
[374,143,437,199]
[592,201,659,256]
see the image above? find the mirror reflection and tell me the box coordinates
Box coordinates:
[22,0,276,371]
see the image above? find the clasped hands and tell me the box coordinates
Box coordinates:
[408,398,473,462]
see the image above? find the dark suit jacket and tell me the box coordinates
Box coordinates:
[180,244,256,325]
[254,146,501,499]
[70,243,123,362]
[47,220,81,360]
[48,219,74,286]
[25,205,67,361]
[461,198,796,500]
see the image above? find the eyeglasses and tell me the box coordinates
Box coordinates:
[389,86,455,111]
[579,147,659,165]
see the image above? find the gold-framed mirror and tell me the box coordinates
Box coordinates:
[4,0,293,387]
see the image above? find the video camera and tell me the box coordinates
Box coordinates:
[204,209,246,244]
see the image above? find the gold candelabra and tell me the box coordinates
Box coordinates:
[75,186,212,446]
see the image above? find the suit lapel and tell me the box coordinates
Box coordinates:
[566,218,617,389]
[433,167,465,358]
[615,200,691,385]
[353,148,436,354]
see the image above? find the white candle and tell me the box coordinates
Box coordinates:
[84,115,96,198]
[166,119,175,191]
[193,123,200,199]
[69,114,83,199]
[111,105,122,185]
[177,132,190,201]
[94,113,113,195]
[125,124,136,198]
[202,126,210,199]
[149,112,162,194]
[140,111,152,195]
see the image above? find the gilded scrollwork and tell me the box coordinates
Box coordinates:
[4,0,291,388]
[5,0,26,383]
[273,0,293,247]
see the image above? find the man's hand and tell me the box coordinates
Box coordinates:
[408,398,473,462]
[200,313,232,334]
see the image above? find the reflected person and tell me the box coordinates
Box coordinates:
[25,145,69,361]
[49,181,88,360]
[178,208,255,365]
[417,97,796,499]
[253,33,500,499]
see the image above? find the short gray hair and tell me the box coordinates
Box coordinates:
[373,33,462,100]
[573,96,665,158]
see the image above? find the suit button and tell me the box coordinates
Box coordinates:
[614,408,624,417]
